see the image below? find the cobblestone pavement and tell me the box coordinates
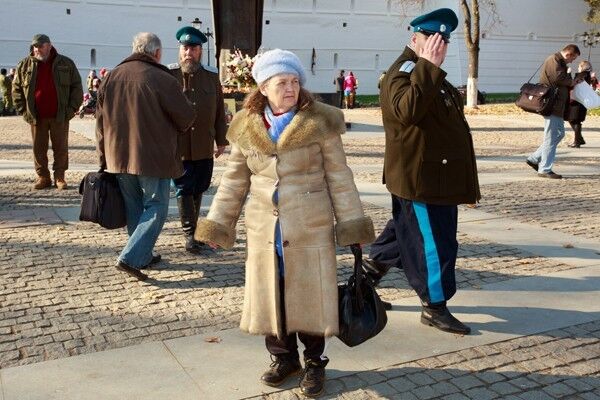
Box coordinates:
[476,175,600,240]
[0,202,576,369]
[253,320,600,399]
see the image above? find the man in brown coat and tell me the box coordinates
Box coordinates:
[12,34,83,190]
[96,32,195,281]
[168,26,228,254]
[377,8,480,335]
[526,44,581,179]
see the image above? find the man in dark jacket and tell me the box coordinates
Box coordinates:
[377,8,480,335]
[96,32,195,281]
[12,34,83,190]
[526,44,580,179]
[168,26,228,254]
[333,69,345,108]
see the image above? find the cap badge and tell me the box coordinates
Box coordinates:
[185,34,191,41]
[440,24,446,32]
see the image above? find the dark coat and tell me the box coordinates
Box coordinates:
[540,52,575,118]
[96,53,195,179]
[12,48,83,124]
[169,64,228,161]
[567,70,591,123]
[379,47,480,206]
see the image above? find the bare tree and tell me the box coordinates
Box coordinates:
[583,0,600,23]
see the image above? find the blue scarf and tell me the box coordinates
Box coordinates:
[264,105,296,143]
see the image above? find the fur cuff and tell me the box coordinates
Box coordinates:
[335,216,375,246]
[194,218,236,249]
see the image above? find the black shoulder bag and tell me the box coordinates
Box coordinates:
[337,245,388,347]
[79,170,127,229]
[515,64,558,116]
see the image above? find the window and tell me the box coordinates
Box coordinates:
[333,53,338,68]
[90,49,96,67]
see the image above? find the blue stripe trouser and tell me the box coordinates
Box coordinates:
[390,195,458,304]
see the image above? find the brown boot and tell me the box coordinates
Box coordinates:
[55,178,68,190]
[260,356,302,387]
[300,360,326,398]
[33,176,52,190]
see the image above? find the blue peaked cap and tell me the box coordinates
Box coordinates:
[176,26,207,46]
[410,8,458,40]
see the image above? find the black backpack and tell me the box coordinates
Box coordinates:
[79,171,127,229]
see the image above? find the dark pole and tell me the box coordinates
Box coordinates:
[205,27,214,66]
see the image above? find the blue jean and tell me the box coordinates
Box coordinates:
[116,174,170,268]
[528,115,565,173]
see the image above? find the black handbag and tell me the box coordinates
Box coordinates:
[337,245,388,347]
[79,171,127,229]
[515,65,558,116]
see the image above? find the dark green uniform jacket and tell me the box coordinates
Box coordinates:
[12,49,83,125]
[380,46,480,206]
[169,63,228,161]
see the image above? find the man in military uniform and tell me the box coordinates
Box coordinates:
[169,26,228,253]
[377,8,480,335]
[12,34,83,190]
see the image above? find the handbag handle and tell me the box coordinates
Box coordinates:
[527,63,544,83]
[350,244,364,311]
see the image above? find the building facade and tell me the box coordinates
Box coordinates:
[1,0,598,95]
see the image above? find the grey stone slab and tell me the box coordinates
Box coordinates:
[0,208,62,229]
[1,342,201,400]
[457,209,600,267]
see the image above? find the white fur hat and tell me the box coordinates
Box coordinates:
[251,49,306,86]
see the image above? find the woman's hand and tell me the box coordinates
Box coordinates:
[207,241,220,249]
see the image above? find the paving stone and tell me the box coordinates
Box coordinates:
[463,387,499,400]
[450,375,485,390]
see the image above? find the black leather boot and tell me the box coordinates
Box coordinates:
[300,359,326,398]
[421,302,471,335]
[260,355,302,387]
[177,196,202,254]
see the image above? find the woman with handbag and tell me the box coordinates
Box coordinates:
[194,49,374,397]
[567,61,593,148]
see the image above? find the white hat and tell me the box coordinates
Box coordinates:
[252,49,306,86]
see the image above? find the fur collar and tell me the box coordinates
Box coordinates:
[226,101,345,154]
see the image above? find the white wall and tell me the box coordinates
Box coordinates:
[1,0,599,94]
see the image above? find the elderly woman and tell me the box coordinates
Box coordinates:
[195,49,374,397]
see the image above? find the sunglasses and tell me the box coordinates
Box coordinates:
[419,29,450,44]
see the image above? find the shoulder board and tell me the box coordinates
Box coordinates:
[201,64,218,74]
[167,62,180,70]
[399,61,416,74]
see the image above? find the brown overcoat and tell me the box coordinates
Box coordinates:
[96,53,195,178]
[168,64,228,160]
[194,101,375,338]
[380,47,480,205]
[540,52,575,118]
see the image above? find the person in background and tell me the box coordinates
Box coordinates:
[195,49,374,397]
[344,71,357,109]
[0,68,13,115]
[526,44,581,179]
[96,32,195,281]
[377,8,480,335]
[86,70,97,93]
[333,69,345,108]
[12,34,83,190]
[567,60,592,148]
[168,26,228,254]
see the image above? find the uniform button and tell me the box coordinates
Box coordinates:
[442,159,448,164]
[192,102,196,105]
[190,74,194,77]
[191,88,195,91]
[191,127,195,130]
[282,240,289,247]
[273,209,279,216]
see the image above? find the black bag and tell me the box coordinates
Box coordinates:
[337,245,388,347]
[79,171,127,229]
[515,83,558,116]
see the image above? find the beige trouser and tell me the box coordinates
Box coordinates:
[30,118,69,179]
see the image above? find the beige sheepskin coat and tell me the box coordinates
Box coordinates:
[195,101,375,338]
